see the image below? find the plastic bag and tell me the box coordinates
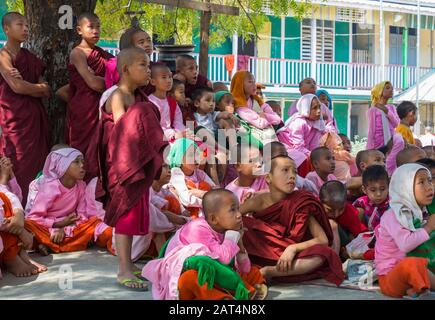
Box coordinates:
[345,232,375,259]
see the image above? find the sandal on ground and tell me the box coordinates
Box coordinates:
[118,278,148,291]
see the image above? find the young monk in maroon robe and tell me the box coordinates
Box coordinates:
[103,47,167,290]
[240,155,345,286]
[66,13,113,156]
[0,12,50,202]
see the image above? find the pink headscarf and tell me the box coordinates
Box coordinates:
[42,148,83,182]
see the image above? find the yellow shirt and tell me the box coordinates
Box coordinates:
[396,123,415,145]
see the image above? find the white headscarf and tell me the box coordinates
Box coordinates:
[282,94,325,131]
[389,163,431,231]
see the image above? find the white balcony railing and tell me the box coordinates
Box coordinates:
[2,40,430,91]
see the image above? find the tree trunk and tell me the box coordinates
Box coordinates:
[199,7,211,78]
[23,0,98,145]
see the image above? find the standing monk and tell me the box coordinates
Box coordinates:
[0,12,50,202]
[66,13,113,156]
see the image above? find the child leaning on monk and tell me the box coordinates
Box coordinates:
[319,181,368,258]
[142,188,267,300]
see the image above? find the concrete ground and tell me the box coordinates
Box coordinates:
[0,248,430,300]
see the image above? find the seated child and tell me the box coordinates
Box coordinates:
[320,132,361,189]
[355,149,386,175]
[338,133,358,176]
[395,101,417,145]
[0,186,46,277]
[169,79,189,124]
[396,145,427,168]
[193,87,238,136]
[353,165,390,231]
[306,147,338,194]
[148,64,186,142]
[142,188,267,300]
[240,155,344,285]
[319,181,368,254]
[417,158,435,214]
[24,148,112,255]
[230,70,280,145]
[212,81,229,92]
[263,141,318,195]
[173,54,213,98]
[375,163,435,298]
[167,138,216,219]
[265,100,282,119]
[277,94,328,177]
[423,145,435,161]
[225,144,268,204]
[215,90,235,114]
[288,78,337,131]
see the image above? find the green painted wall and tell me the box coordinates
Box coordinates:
[0,1,8,41]
[333,102,349,135]
[269,16,281,59]
[285,17,300,60]
[334,21,350,62]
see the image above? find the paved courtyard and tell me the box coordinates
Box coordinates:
[0,248,430,300]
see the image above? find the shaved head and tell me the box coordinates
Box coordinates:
[2,12,25,29]
[319,180,346,204]
[396,145,427,167]
[202,189,236,219]
[77,12,99,25]
[116,47,148,74]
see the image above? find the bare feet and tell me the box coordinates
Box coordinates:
[4,254,37,277]
[19,229,34,250]
[18,249,47,273]
[252,284,268,300]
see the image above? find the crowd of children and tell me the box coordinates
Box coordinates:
[0,11,434,300]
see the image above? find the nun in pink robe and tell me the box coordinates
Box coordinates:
[24,148,112,253]
[277,94,329,163]
[366,81,404,175]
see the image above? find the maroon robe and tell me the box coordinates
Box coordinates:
[66,46,113,156]
[104,96,167,229]
[0,48,49,202]
[242,190,345,286]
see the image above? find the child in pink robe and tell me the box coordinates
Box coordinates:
[375,164,435,298]
[277,94,328,161]
[142,189,266,300]
[148,64,185,143]
[305,146,338,194]
[24,148,113,254]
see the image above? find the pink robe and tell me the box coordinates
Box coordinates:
[237,98,281,129]
[0,48,50,202]
[288,100,337,133]
[225,176,269,203]
[0,177,23,203]
[366,104,400,149]
[375,209,430,276]
[305,171,338,194]
[278,117,325,157]
[148,94,185,142]
[26,180,93,237]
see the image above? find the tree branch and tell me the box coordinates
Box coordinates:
[236,0,259,40]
